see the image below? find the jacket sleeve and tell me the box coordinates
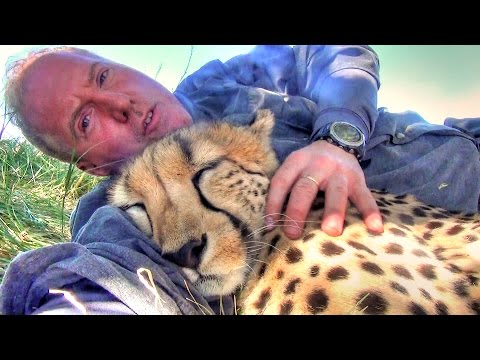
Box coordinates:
[177,45,380,143]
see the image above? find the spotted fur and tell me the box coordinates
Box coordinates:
[108,110,480,315]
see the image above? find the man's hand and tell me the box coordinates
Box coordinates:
[265,140,384,239]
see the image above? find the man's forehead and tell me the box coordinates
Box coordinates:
[21,52,97,133]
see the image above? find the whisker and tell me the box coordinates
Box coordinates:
[183,279,213,315]
[245,240,285,255]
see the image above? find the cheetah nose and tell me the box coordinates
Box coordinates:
[167,234,207,269]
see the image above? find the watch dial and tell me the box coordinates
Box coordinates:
[334,123,361,143]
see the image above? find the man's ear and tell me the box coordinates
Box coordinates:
[76,159,111,177]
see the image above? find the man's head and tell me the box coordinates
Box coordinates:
[4,46,192,176]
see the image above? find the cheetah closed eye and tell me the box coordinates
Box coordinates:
[108,110,480,315]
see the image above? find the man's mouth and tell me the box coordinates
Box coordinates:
[144,110,153,131]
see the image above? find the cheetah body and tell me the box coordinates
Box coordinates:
[108,110,480,315]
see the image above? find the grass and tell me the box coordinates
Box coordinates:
[0,138,100,281]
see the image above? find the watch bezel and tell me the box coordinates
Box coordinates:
[329,122,365,147]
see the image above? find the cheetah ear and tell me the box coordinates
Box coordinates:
[249,109,275,139]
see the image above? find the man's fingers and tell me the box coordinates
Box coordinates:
[282,175,321,239]
[265,153,304,226]
[321,176,349,236]
[350,185,384,234]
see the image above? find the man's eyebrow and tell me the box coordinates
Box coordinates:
[69,61,101,141]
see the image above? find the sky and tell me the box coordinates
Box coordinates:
[1,45,479,139]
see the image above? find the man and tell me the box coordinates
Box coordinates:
[1,45,479,314]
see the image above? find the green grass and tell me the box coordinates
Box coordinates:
[0,138,100,281]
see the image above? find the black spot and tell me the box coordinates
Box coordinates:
[415,235,428,246]
[348,241,377,255]
[310,265,320,277]
[417,264,437,280]
[385,243,404,255]
[395,194,408,200]
[464,234,478,242]
[321,241,345,256]
[286,247,303,263]
[389,228,407,237]
[268,235,281,255]
[446,263,462,274]
[327,266,349,281]
[376,198,387,207]
[413,207,427,217]
[361,262,385,275]
[235,179,244,185]
[470,301,480,315]
[284,278,301,295]
[409,302,428,315]
[390,281,409,295]
[435,301,449,315]
[356,253,365,259]
[398,224,411,231]
[356,292,388,314]
[399,214,415,226]
[447,225,464,236]
[420,288,432,301]
[253,190,258,197]
[306,289,329,314]
[426,221,444,230]
[279,300,293,315]
[467,274,478,286]
[276,270,284,279]
[380,208,391,216]
[423,232,433,241]
[258,264,267,277]
[392,199,407,204]
[303,233,316,242]
[254,288,271,310]
[453,280,469,297]
[433,247,446,261]
[392,265,413,280]
[412,249,429,258]
[261,189,267,195]
[432,212,449,219]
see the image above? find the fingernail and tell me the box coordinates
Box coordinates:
[324,221,340,235]
[371,218,384,232]
[265,216,275,231]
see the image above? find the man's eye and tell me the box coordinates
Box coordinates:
[81,115,90,130]
[99,70,109,86]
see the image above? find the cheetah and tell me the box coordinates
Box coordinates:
[108,110,480,315]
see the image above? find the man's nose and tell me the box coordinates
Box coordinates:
[96,92,134,123]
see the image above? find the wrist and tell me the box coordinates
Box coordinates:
[317,122,366,160]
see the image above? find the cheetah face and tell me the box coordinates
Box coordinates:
[108,110,278,297]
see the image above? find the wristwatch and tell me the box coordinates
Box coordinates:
[317,122,366,159]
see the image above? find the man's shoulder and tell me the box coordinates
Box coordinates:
[70,178,114,238]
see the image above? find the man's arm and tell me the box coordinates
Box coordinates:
[177,45,383,238]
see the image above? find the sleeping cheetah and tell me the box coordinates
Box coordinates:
[108,110,480,315]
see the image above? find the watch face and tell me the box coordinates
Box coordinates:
[331,122,364,145]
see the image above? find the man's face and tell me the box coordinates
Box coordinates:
[22,51,193,176]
